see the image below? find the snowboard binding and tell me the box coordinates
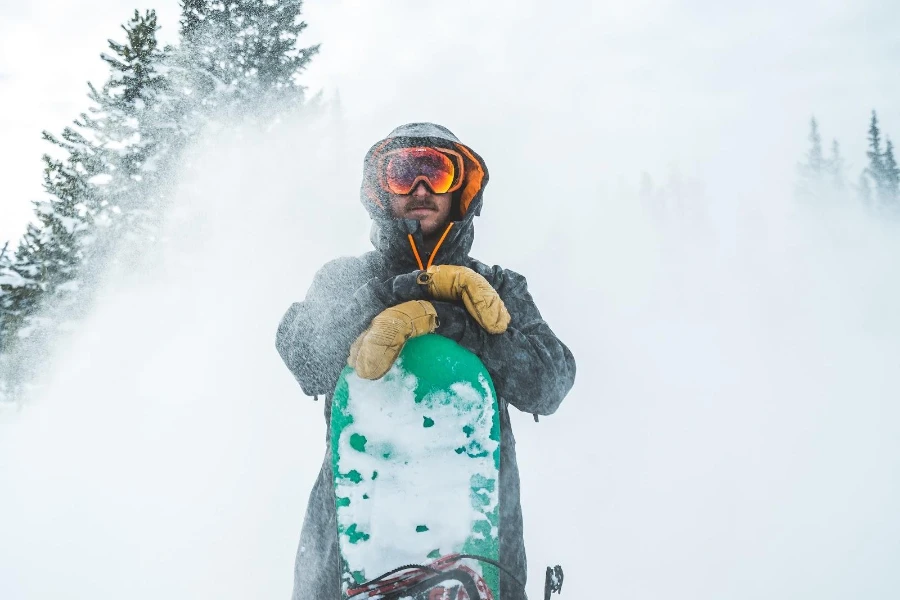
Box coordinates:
[346,553,564,599]
[346,553,528,600]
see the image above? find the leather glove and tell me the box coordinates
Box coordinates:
[348,300,438,380]
[417,265,510,334]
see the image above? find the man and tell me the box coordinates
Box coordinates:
[276,122,576,599]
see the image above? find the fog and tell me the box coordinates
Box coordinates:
[3,1,900,599]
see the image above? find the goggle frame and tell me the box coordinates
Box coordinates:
[376,146,466,196]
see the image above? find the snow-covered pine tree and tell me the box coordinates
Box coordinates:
[28,124,107,317]
[805,117,825,175]
[0,130,102,394]
[85,10,180,263]
[1,238,32,350]
[0,10,176,401]
[175,0,320,122]
[0,241,31,393]
[0,226,48,353]
[5,10,173,334]
[156,0,322,253]
[1,3,322,402]
[865,111,888,206]
[0,243,11,284]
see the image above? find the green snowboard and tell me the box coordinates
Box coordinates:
[331,334,502,598]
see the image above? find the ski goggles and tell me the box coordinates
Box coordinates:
[377,146,465,195]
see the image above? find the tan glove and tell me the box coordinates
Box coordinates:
[417,265,510,334]
[348,300,438,380]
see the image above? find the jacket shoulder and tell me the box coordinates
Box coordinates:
[312,253,377,283]
[304,254,375,302]
[466,258,528,293]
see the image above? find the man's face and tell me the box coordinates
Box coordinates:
[388,182,453,237]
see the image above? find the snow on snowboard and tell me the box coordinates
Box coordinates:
[331,334,502,599]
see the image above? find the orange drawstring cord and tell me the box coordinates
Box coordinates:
[427,222,454,269]
[407,222,455,271]
[407,234,425,270]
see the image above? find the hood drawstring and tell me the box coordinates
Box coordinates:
[407,222,455,271]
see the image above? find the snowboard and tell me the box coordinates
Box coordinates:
[331,334,502,599]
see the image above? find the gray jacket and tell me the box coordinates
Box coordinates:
[276,122,576,599]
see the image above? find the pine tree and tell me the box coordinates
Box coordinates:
[805,117,825,176]
[26,125,104,316]
[2,4,321,401]
[866,111,887,200]
[0,11,176,399]
[0,242,26,351]
[1,232,41,388]
[0,242,9,274]
[11,10,173,328]
[175,0,320,120]
[863,111,900,211]
[86,10,180,259]
[827,139,846,190]
[0,145,99,392]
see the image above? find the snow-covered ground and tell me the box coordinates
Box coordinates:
[3,1,900,599]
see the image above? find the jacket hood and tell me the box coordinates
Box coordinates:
[360,122,489,270]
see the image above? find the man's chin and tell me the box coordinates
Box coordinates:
[418,221,443,237]
[406,214,436,228]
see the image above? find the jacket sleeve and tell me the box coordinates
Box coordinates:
[276,258,426,397]
[433,266,576,416]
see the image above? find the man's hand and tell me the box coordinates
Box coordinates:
[417,265,510,334]
[348,300,438,380]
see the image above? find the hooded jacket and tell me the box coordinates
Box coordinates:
[276,123,576,600]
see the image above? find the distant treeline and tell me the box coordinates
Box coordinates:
[797,111,900,212]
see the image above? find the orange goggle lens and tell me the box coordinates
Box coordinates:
[382,147,461,195]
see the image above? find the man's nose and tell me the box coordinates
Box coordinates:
[411,181,430,197]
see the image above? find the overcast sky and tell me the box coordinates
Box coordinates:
[2,2,900,599]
